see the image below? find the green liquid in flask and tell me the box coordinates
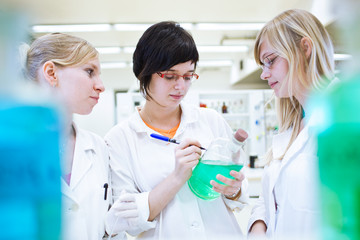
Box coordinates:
[188,159,243,200]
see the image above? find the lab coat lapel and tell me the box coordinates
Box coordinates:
[174,102,199,138]
[266,160,282,235]
[265,130,292,234]
[61,177,77,201]
[269,125,310,193]
[128,106,151,134]
[269,129,292,189]
[280,118,313,170]
[70,129,94,191]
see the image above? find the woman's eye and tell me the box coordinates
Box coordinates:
[86,69,94,76]
[164,74,175,80]
[183,75,192,81]
[264,58,271,66]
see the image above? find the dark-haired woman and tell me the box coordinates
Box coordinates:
[105,21,248,240]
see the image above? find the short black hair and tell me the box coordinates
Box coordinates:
[133,21,199,99]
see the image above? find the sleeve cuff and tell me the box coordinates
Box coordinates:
[222,177,249,212]
[127,192,157,236]
[247,217,267,234]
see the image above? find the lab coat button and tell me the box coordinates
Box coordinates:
[191,221,199,228]
[71,204,79,211]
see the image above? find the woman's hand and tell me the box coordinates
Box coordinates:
[210,170,245,200]
[105,190,139,235]
[174,138,202,184]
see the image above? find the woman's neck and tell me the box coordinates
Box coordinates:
[62,121,76,176]
[140,101,181,130]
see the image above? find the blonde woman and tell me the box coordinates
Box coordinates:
[247,9,335,239]
[23,33,121,240]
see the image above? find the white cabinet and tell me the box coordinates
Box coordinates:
[186,89,277,158]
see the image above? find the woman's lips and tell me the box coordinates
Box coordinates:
[269,82,277,88]
[170,94,183,100]
[90,96,99,102]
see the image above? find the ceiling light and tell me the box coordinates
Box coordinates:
[113,23,193,31]
[113,24,152,31]
[197,45,248,53]
[221,38,255,46]
[32,22,265,34]
[101,62,128,69]
[123,47,136,54]
[119,45,249,54]
[96,47,121,54]
[178,23,193,30]
[334,53,352,61]
[195,23,265,31]
[198,60,233,67]
[32,24,112,33]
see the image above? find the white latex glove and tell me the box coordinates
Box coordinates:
[106,190,139,237]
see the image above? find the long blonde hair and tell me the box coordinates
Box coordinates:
[24,32,98,81]
[254,9,335,162]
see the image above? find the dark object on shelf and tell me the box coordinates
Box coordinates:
[222,102,228,113]
[250,155,258,168]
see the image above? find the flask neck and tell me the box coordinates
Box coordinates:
[231,135,245,147]
[226,136,244,156]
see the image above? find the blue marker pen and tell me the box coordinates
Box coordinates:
[150,133,206,150]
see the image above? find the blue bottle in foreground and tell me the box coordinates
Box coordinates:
[0,99,62,240]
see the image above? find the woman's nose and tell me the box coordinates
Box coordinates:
[95,77,105,92]
[260,68,270,81]
[174,77,186,90]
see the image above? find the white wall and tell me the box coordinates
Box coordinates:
[73,90,115,137]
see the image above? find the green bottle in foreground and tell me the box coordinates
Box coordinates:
[311,77,360,240]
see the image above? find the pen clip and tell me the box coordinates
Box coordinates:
[103,183,108,200]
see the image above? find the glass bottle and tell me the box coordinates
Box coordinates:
[310,1,360,239]
[187,129,248,200]
[310,77,360,240]
[222,102,228,113]
[0,10,62,240]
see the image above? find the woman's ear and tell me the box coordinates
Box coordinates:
[42,61,58,87]
[300,37,312,59]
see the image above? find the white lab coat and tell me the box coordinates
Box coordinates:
[61,125,121,240]
[105,102,248,240]
[248,117,320,239]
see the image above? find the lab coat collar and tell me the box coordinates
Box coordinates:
[68,123,95,191]
[272,129,292,160]
[272,114,314,167]
[128,102,199,136]
[61,177,80,204]
[72,123,96,152]
[281,115,315,165]
[267,114,316,235]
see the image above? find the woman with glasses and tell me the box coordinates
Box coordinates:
[247,9,336,239]
[105,21,248,239]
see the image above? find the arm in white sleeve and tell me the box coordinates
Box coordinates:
[247,194,267,233]
[125,192,157,236]
[105,133,157,236]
